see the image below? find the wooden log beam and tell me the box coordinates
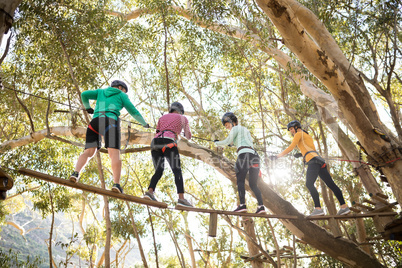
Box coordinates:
[18,168,168,209]
[175,205,299,219]
[306,212,397,220]
[350,207,362,213]
[362,198,376,206]
[352,201,374,211]
[370,193,391,205]
[208,213,218,237]
[175,205,397,220]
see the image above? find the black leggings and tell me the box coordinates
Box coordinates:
[148,138,184,194]
[306,159,346,208]
[235,153,263,206]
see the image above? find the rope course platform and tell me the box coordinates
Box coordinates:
[175,205,397,220]
[18,168,167,209]
[175,205,299,219]
[17,168,397,222]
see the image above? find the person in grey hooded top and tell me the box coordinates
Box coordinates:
[69,80,149,193]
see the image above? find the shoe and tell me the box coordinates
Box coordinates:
[143,191,158,202]
[309,208,325,216]
[255,205,266,214]
[177,198,193,208]
[337,207,351,215]
[111,184,123,194]
[69,171,79,183]
[233,204,247,213]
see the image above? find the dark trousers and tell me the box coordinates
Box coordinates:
[148,138,184,194]
[306,159,346,208]
[235,153,263,206]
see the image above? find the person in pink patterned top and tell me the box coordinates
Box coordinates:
[143,102,193,207]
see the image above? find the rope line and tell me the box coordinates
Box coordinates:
[3,86,402,166]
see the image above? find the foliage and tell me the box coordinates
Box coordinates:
[0,0,401,267]
[0,247,43,267]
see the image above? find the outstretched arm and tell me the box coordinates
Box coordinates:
[81,90,99,110]
[215,127,236,147]
[277,133,301,158]
[122,95,147,126]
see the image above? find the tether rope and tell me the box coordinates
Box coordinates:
[2,85,401,166]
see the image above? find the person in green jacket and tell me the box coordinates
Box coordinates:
[215,112,266,214]
[69,80,149,193]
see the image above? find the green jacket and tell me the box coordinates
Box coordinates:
[81,87,147,125]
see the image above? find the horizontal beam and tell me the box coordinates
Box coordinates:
[175,205,299,219]
[18,168,167,209]
[176,205,397,220]
[306,212,397,220]
[17,168,398,220]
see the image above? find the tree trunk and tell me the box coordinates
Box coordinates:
[0,0,21,45]
[255,0,402,206]
[177,139,383,267]
[242,218,264,268]
[96,152,111,268]
[126,201,148,268]
[0,129,385,267]
[182,213,196,268]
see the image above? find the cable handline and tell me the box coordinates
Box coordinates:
[5,85,400,166]
[2,85,216,142]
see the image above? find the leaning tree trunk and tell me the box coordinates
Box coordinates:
[0,128,384,267]
[255,0,402,206]
[176,139,383,268]
[0,0,21,46]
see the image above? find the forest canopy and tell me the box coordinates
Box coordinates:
[0,0,401,267]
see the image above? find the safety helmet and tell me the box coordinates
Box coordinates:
[221,112,238,126]
[111,80,128,92]
[287,120,301,131]
[169,102,184,115]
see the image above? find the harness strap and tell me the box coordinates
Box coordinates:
[88,124,100,136]
[161,142,177,153]
[88,122,117,136]
[303,150,318,163]
[249,163,262,177]
[156,129,178,140]
[237,146,256,154]
[98,110,119,118]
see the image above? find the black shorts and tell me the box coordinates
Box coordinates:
[85,116,120,150]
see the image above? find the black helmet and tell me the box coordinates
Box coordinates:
[169,102,184,114]
[287,120,301,131]
[221,112,238,126]
[111,80,128,92]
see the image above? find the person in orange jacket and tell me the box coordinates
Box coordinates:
[272,120,350,216]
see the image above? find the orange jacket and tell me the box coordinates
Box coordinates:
[278,131,319,163]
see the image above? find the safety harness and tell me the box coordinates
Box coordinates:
[87,111,119,136]
[304,150,326,168]
[155,129,178,153]
[236,146,262,176]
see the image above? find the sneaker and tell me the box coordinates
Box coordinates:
[143,191,158,202]
[69,171,79,183]
[255,205,266,214]
[111,183,123,194]
[309,208,325,216]
[337,207,351,215]
[177,198,193,208]
[233,204,247,213]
